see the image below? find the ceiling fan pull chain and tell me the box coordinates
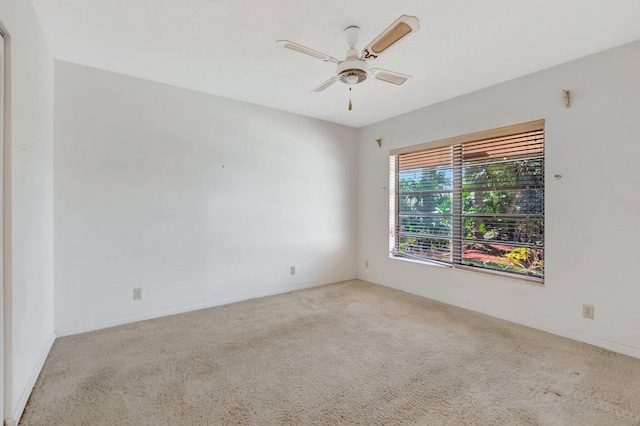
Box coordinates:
[348,87,353,111]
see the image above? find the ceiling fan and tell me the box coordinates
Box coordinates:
[276,15,420,94]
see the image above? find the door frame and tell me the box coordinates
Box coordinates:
[0,25,12,426]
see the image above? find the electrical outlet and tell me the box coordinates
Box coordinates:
[365,260,369,268]
[290,266,295,275]
[582,304,594,319]
[133,288,142,301]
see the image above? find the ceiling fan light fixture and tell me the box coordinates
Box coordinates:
[336,59,369,85]
[339,69,368,84]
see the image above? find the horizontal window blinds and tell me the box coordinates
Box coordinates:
[391,123,544,280]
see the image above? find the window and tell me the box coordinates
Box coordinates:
[389,120,545,281]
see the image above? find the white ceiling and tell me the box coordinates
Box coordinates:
[31,0,640,128]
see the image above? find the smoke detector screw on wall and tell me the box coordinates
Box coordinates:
[563,89,571,108]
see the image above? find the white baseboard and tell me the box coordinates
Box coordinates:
[13,331,56,424]
[364,279,640,360]
[473,305,640,359]
[56,279,351,337]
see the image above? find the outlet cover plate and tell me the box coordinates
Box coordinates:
[582,304,594,319]
[133,288,142,301]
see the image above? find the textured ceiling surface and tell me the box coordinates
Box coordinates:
[30,0,640,127]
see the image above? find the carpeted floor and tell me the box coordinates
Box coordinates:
[20,280,640,425]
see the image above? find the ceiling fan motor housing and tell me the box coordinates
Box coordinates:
[337,58,369,85]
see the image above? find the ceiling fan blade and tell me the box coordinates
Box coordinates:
[276,40,339,63]
[361,15,420,60]
[371,68,411,86]
[311,77,338,92]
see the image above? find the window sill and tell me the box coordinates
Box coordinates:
[389,254,544,286]
[389,254,450,268]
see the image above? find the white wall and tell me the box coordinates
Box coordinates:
[54,61,358,335]
[358,40,640,358]
[0,0,55,422]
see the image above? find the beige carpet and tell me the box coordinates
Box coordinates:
[20,280,640,425]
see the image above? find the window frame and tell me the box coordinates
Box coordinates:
[389,120,545,284]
